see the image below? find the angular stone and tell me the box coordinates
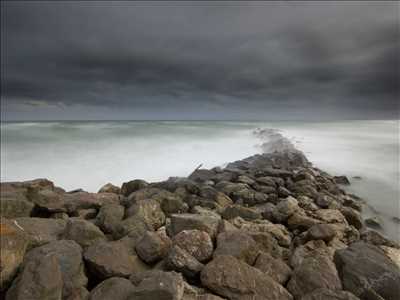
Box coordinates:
[316,209,347,224]
[287,213,321,231]
[129,271,185,300]
[380,246,400,268]
[306,224,336,242]
[341,207,363,230]
[88,277,135,300]
[121,179,149,196]
[222,205,261,221]
[115,214,153,240]
[287,254,342,299]
[84,239,149,280]
[98,183,121,194]
[0,219,30,291]
[254,252,292,284]
[334,242,400,300]
[126,199,165,230]
[64,218,106,248]
[290,240,334,269]
[301,288,361,300]
[201,255,293,300]
[168,213,220,239]
[135,231,171,264]
[30,189,66,213]
[214,231,259,265]
[360,230,400,248]
[96,203,125,234]
[13,217,66,247]
[165,245,204,279]
[173,229,213,263]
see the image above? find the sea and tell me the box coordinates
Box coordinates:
[1,120,399,241]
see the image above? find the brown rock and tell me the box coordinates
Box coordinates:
[173,230,213,263]
[254,252,292,284]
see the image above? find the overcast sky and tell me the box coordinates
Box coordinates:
[1,1,399,120]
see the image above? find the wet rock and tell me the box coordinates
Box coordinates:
[287,254,342,299]
[84,238,149,280]
[64,218,106,248]
[254,252,292,284]
[129,271,185,300]
[380,246,400,268]
[365,216,382,228]
[173,229,213,263]
[334,241,400,300]
[6,253,63,300]
[168,213,220,239]
[213,231,259,265]
[221,204,261,221]
[334,176,350,185]
[301,288,360,300]
[306,224,336,242]
[95,203,125,234]
[201,255,293,300]
[126,199,166,230]
[341,207,363,230]
[135,231,172,264]
[360,230,400,248]
[89,277,135,300]
[121,179,149,196]
[98,183,121,194]
[14,217,67,247]
[165,245,204,279]
[0,219,30,291]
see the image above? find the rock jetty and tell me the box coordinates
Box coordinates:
[1,130,399,300]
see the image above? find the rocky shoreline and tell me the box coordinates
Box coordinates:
[1,130,399,300]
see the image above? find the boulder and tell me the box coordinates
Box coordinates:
[29,189,66,214]
[360,230,400,248]
[165,245,204,279]
[129,271,185,300]
[272,196,299,222]
[84,238,149,280]
[115,214,153,240]
[221,205,261,221]
[7,240,87,300]
[334,176,350,185]
[287,213,321,231]
[201,255,293,300]
[95,203,125,234]
[13,217,67,247]
[316,209,347,224]
[334,242,400,300]
[160,195,189,215]
[189,169,216,183]
[98,183,121,194]
[121,179,149,196]
[306,224,336,242]
[380,246,400,268]
[63,218,106,248]
[126,199,165,230]
[254,252,292,284]
[287,254,342,299]
[341,207,363,230]
[248,232,283,259]
[88,277,135,300]
[290,240,334,269]
[6,253,63,300]
[365,216,382,228]
[135,231,172,264]
[213,231,259,265]
[75,208,97,220]
[168,213,220,239]
[172,230,213,263]
[0,218,30,291]
[301,288,360,300]
[0,195,34,218]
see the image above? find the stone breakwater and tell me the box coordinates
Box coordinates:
[1,130,399,300]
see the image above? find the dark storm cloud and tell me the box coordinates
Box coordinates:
[1,1,399,120]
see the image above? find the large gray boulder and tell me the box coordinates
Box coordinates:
[287,254,342,299]
[126,199,165,230]
[301,288,360,300]
[135,231,171,264]
[95,203,125,234]
[89,277,135,300]
[201,255,293,300]
[334,242,400,300]
[254,252,292,285]
[0,183,34,218]
[7,240,87,300]
[222,205,261,221]
[165,245,204,279]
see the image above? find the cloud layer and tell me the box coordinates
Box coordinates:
[1,1,399,120]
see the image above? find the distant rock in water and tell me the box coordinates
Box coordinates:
[1,127,399,300]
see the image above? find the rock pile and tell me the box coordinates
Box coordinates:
[1,145,399,299]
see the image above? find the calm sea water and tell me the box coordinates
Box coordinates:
[1,120,399,240]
